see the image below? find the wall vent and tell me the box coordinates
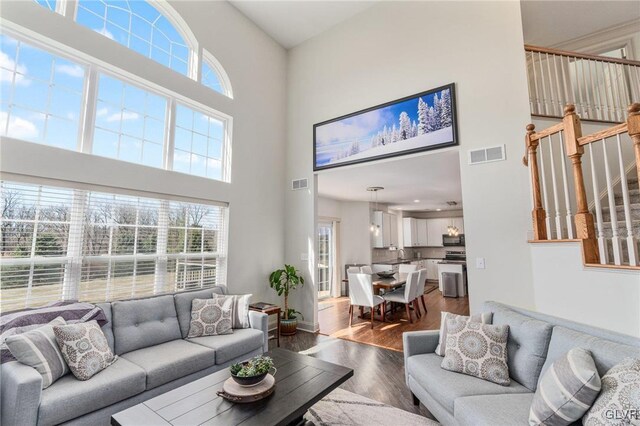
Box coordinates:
[468,145,506,165]
[291,178,308,190]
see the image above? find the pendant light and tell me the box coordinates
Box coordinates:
[367,186,384,235]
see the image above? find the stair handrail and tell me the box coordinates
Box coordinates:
[525,45,640,68]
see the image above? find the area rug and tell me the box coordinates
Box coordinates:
[307,387,438,425]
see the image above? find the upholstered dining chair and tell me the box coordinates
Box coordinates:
[415,268,428,315]
[382,270,420,323]
[398,263,418,274]
[360,265,373,274]
[346,266,361,274]
[348,273,385,329]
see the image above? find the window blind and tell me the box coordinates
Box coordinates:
[1,180,227,312]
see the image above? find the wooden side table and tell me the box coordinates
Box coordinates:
[249,303,281,347]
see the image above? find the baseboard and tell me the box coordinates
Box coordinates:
[297,320,319,333]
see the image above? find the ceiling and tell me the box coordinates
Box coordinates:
[521,1,640,46]
[229,1,378,49]
[317,149,462,212]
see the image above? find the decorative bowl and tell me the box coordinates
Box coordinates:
[376,270,396,278]
[230,363,277,387]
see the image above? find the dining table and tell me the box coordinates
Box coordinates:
[372,272,408,295]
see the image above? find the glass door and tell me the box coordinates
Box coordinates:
[317,222,334,300]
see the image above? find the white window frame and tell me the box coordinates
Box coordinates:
[201,48,234,99]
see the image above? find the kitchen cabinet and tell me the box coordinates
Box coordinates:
[373,211,398,248]
[416,219,428,246]
[425,259,440,281]
[426,218,448,247]
[403,218,418,247]
[410,260,425,270]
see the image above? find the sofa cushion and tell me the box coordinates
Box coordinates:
[112,295,182,355]
[121,339,215,389]
[540,326,640,381]
[435,311,493,356]
[491,306,553,391]
[455,393,533,426]
[188,328,264,364]
[174,287,225,338]
[406,353,531,414]
[96,302,114,352]
[37,357,145,426]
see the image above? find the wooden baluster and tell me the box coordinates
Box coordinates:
[602,137,623,265]
[615,133,638,265]
[539,138,553,237]
[526,124,547,240]
[558,131,575,238]
[628,103,640,189]
[548,134,563,238]
[588,144,608,264]
[563,105,599,263]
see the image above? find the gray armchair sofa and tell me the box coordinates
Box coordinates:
[1,287,269,426]
[403,301,640,425]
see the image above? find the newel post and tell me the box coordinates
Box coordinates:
[562,105,599,263]
[525,123,547,240]
[627,103,640,186]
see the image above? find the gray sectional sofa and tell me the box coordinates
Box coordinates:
[1,287,269,426]
[403,301,640,425]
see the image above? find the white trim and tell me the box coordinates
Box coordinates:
[552,19,639,61]
[202,49,234,99]
[79,66,98,153]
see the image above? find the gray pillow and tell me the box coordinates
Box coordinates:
[5,317,69,389]
[529,348,601,426]
[582,357,640,426]
[441,319,510,386]
[212,294,252,329]
[53,321,117,381]
[435,311,493,356]
[187,298,233,337]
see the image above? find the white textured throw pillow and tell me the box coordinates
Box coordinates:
[582,357,640,426]
[441,319,510,386]
[212,294,252,329]
[529,348,601,426]
[435,311,493,356]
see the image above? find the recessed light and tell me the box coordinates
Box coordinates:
[413,199,420,203]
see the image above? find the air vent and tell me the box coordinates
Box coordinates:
[468,145,506,165]
[291,178,308,190]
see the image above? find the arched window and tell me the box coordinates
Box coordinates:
[75,0,197,77]
[201,50,233,98]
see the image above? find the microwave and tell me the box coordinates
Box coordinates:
[442,234,465,247]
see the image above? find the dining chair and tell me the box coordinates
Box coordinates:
[398,264,417,274]
[360,265,373,274]
[346,266,361,274]
[416,268,428,314]
[348,273,385,329]
[382,270,420,324]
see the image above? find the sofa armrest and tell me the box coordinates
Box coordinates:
[248,311,269,352]
[403,330,440,386]
[1,361,42,426]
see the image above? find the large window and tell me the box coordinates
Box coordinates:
[0,181,228,311]
[0,33,85,151]
[76,0,190,76]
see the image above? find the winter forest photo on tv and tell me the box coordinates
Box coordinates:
[313,83,457,171]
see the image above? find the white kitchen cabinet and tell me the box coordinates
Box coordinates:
[426,218,448,247]
[416,219,428,246]
[373,211,398,248]
[425,259,440,280]
[410,260,425,270]
[403,218,418,247]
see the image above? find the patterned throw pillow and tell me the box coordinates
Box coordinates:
[435,311,493,356]
[529,348,601,426]
[53,321,117,381]
[441,319,510,386]
[212,294,252,329]
[582,357,640,426]
[187,298,234,338]
[5,317,69,389]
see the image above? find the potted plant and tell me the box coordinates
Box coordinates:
[230,355,275,387]
[269,264,305,335]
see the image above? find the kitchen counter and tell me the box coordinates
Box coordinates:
[375,257,444,265]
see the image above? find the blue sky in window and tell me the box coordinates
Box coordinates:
[33,0,56,12]
[76,0,189,75]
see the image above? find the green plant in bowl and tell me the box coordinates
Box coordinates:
[230,355,275,386]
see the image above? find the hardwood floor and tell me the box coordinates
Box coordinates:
[318,285,469,352]
[269,332,437,420]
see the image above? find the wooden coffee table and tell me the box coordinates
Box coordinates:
[111,348,353,426]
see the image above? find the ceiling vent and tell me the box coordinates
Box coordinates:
[291,178,308,190]
[468,145,506,165]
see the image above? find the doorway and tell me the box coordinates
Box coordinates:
[317,221,336,300]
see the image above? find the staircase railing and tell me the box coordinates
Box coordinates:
[525,45,640,123]
[524,103,640,268]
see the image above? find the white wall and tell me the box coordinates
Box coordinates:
[0,1,288,302]
[531,242,640,336]
[285,1,536,330]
